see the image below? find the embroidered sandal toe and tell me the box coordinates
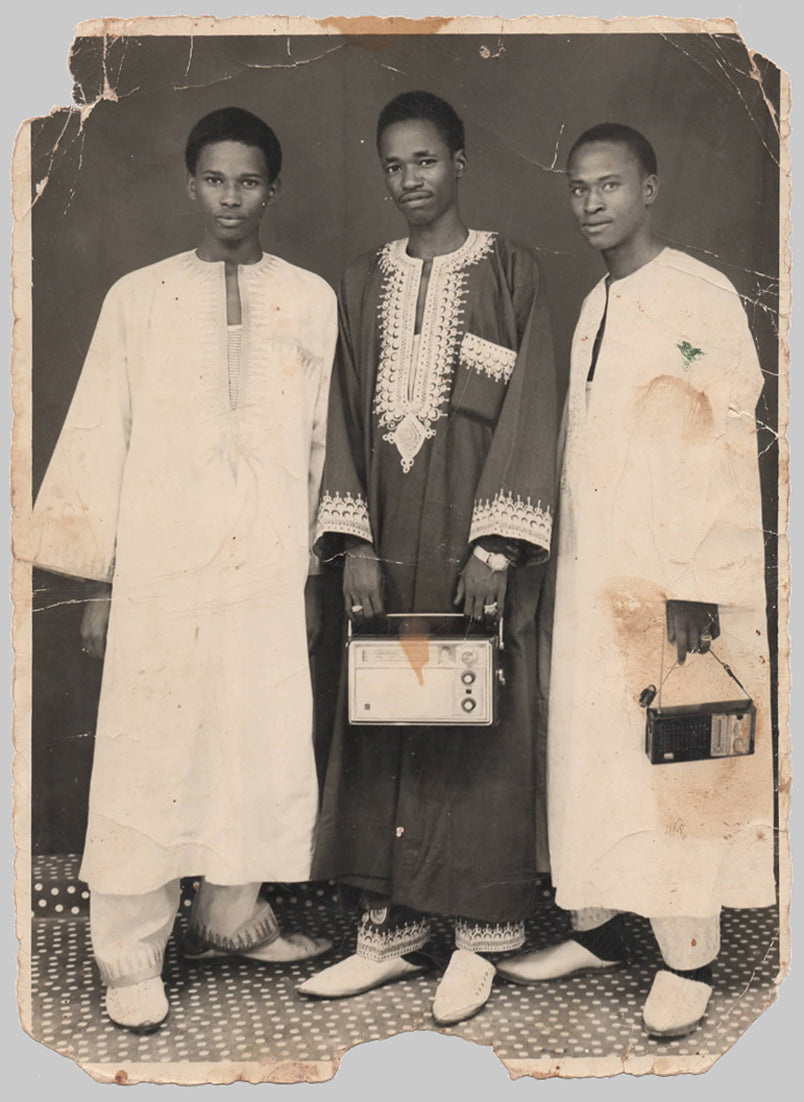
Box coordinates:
[432,949,496,1026]
[106,977,169,1033]
[642,969,713,1039]
[296,953,424,998]
[496,939,622,984]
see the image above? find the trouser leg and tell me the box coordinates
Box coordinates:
[355,897,431,961]
[651,913,721,972]
[454,918,525,954]
[569,908,627,961]
[186,880,280,952]
[90,880,181,987]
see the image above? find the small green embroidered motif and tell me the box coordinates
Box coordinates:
[677,340,704,368]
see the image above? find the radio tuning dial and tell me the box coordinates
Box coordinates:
[461,670,476,685]
[460,650,477,666]
[732,737,749,755]
[461,698,477,713]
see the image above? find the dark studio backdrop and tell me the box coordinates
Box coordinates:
[29,32,781,854]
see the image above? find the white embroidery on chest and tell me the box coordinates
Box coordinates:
[460,331,517,383]
[374,231,496,472]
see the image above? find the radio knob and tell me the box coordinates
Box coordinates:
[732,737,749,755]
[462,698,477,713]
[461,650,477,666]
[461,670,476,685]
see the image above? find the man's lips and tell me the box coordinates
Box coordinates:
[216,214,245,224]
[582,220,612,231]
[400,193,432,205]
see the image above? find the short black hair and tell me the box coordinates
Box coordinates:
[376,91,465,155]
[567,123,658,177]
[185,107,282,182]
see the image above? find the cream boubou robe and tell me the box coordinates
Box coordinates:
[548,247,776,918]
[24,251,337,894]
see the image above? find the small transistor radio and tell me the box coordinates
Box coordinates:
[645,699,756,764]
[347,613,504,727]
[641,651,756,765]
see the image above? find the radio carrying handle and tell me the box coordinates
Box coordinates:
[643,647,751,713]
[347,611,504,650]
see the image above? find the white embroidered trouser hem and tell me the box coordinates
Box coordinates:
[570,908,721,970]
[91,879,267,987]
[454,919,526,953]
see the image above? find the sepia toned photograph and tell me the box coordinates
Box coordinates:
[10,14,790,1084]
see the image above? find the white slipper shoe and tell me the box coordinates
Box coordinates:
[106,977,169,1033]
[186,932,332,964]
[496,939,622,984]
[296,953,424,998]
[642,969,712,1038]
[432,949,496,1026]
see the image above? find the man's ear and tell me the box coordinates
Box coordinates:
[644,173,660,206]
[186,174,197,204]
[265,177,282,205]
[454,149,468,179]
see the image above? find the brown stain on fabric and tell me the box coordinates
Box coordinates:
[633,374,713,442]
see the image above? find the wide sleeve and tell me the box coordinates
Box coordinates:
[21,282,132,583]
[306,284,338,576]
[468,247,558,565]
[645,287,767,609]
[312,268,375,561]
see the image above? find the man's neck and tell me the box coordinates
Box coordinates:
[406,209,468,260]
[602,228,662,281]
[196,233,263,266]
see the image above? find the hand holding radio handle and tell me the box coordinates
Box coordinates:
[456,551,508,623]
[666,600,720,665]
[343,537,384,621]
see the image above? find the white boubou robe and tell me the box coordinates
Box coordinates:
[23,251,337,894]
[548,247,776,918]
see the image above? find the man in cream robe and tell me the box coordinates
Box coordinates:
[21,109,336,1030]
[500,124,775,1039]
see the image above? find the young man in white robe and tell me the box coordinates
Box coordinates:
[23,108,337,1031]
[498,124,775,1039]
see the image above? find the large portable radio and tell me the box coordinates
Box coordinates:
[347,613,504,727]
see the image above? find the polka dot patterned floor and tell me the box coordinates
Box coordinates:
[30,856,780,1072]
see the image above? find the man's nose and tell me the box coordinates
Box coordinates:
[583,188,603,212]
[401,165,423,189]
[221,183,241,206]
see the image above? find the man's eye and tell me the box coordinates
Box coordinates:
[204,177,221,186]
[385,165,401,175]
[242,180,259,189]
[603,182,619,191]
[570,186,585,197]
[418,159,436,167]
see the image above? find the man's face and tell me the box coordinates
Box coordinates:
[379,119,466,227]
[566,140,658,251]
[187,140,277,244]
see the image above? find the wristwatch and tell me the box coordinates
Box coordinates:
[473,545,511,572]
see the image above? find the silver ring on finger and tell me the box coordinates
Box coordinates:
[483,602,498,615]
[351,604,364,614]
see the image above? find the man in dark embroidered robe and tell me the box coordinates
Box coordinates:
[298,92,557,1025]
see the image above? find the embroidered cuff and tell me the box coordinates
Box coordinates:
[314,490,373,549]
[454,919,526,954]
[470,491,552,553]
[186,900,280,953]
[356,908,431,962]
[460,332,517,384]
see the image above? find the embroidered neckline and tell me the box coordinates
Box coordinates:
[374,230,496,471]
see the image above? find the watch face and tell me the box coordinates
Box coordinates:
[488,553,509,572]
